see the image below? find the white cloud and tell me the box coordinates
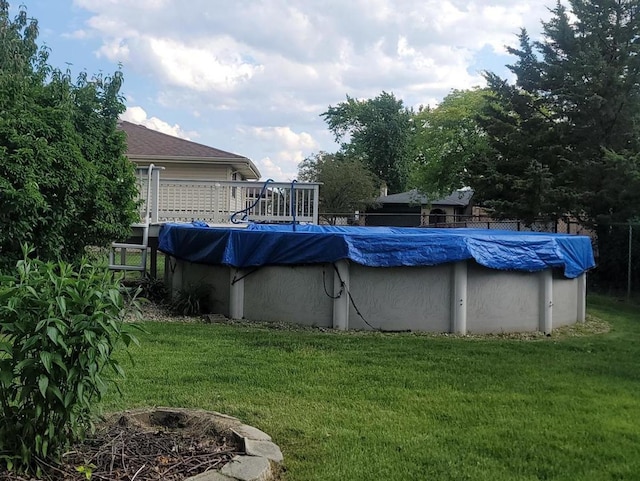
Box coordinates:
[146,37,263,92]
[258,157,288,181]
[97,39,130,62]
[120,106,196,140]
[62,29,89,39]
[242,126,320,181]
[69,0,562,180]
[76,0,551,96]
[251,127,318,151]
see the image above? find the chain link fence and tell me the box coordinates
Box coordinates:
[588,223,640,297]
[321,212,588,234]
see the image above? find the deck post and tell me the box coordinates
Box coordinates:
[451,261,468,334]
[577,273,587,323]
[312,184,320,225]
[540,269,553,334]
[149,244,158,279]
[332,260,350,330]
[229,268,245,319]
[151,166,161,223]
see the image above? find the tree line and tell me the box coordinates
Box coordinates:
[2,0,639,288]
[302,0,640,248]
[302,0,640,288]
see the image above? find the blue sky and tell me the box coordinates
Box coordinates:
[17,0,560,181]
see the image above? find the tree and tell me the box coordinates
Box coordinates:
[410,88,494,199]
[469,74,575,224]
[298,151,378,224]
[321,92,413,193]
[0,2,139,268]
[476,0,640,226]
[472,0,640,289]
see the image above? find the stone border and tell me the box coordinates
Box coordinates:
[105,407,282,481]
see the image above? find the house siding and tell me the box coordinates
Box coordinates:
[131,160,232,180]
[364,205,421,227]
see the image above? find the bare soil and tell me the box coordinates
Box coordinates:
[0,409,242,481]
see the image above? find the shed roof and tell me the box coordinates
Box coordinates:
[118,120,260,179]
[375,189,473,206]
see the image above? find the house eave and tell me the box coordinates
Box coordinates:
[127,154,261,180]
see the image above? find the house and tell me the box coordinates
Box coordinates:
[365,189,474,227]
[118,120,261,181]
[111,121,319,277]
[117,120,319,226]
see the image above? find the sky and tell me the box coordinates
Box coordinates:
[19,0,562,181]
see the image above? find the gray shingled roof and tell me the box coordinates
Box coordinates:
[118,120,260,179]
[375,189,473,206]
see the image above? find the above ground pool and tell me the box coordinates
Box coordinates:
[159,223,595,334]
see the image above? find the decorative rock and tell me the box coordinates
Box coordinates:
[232,424,272,441]
[244,439,284,463]
[211,411,241,422]
[108,408,281,481]
[220,455,272,481]
[185,471,236,481]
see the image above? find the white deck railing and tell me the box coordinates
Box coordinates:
[135,167,320,225]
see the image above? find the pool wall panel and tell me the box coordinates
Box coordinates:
[165,257,586,333]
[167,261,231,315]
[553,274,579,327]
[466,263,540,333]
[243,265,334,327]
[347,264,451,331]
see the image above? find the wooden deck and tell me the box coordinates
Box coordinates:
[112,167,321,277]
[135,166,320,225]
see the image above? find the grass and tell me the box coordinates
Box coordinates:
[104,295,640,481]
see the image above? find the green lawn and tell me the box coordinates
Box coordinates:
[105,295,640,481]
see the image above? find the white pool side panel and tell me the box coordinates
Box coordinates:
[166,258,586,334]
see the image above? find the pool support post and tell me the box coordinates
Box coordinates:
[332,260,350,330]
[166,256,182,298]
[451,261,468,335]
[230,268,245,319]
[540,269,553,334]
[577,273,586,323]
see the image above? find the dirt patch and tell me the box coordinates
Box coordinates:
[460,314,611,340]
[0,408,243,481]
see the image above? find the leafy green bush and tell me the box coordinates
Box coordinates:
[125,276,169,305]
[0,4,139,270]
[171,283,214,316]
[0,248,140,475]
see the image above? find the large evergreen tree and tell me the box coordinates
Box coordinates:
[471,72,575,224]
[321,92,413,193]
[0,2,139,267]
[478,0,640,226]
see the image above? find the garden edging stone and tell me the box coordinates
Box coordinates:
[110,407,282,481]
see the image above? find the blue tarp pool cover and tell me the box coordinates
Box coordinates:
[158,223,595,279]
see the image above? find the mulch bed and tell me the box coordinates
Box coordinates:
[0,415,241,481]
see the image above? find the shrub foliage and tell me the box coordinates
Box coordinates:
[0,2,139,268]
[171,283,214,316]
[0,248,139,474]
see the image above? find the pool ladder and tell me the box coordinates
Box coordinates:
[108,164,153,275]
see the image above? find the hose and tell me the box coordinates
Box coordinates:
[230,178,274,224]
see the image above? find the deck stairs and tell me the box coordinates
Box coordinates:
[108,164,154,274]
